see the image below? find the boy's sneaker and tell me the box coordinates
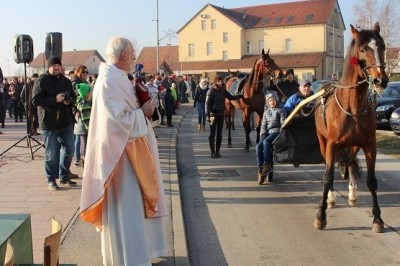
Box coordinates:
[48,182,60,191]
[59,179,77,186]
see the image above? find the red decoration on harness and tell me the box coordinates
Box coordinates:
[350,57,359,67]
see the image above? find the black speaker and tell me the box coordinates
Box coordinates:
[45,32,62,60]
[14,35,34,64]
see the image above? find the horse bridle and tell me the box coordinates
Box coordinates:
[253,58,279,84]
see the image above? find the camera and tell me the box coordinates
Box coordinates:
[63,91,72,102]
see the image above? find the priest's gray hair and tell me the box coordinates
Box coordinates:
[106,36,132,64]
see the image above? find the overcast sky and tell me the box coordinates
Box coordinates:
[1,0,356,76]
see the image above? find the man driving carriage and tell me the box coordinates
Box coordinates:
[284,79,314,114]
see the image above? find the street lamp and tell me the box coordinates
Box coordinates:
[152,0,160,74]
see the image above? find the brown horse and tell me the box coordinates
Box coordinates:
[225,49,282,151]
[313,23,388,233]
[224,69,240,130]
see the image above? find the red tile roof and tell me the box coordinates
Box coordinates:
[387,48,400,59]
[136,46,179,75]
[29,50,105,68]
[178,0,341,33]
[179,52,326,73]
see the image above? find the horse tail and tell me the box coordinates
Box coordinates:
[338,147,362,179]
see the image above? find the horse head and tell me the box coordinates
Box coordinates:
[228,69,239,77]
[260,48,283,81]
[349,22,388,88]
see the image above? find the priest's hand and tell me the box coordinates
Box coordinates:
[142,100,155,118]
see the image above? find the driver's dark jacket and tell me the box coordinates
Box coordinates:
[32,72,76,130]
[205,85,241,116]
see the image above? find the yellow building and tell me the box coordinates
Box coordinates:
[176,0,345,81]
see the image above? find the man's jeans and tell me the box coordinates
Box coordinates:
[42,125,74,183]
[256,132,279,168]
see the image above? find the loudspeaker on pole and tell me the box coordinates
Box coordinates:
[14,35,34,64]
[45,32,62,60]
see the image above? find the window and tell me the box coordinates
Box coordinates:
[329,33,333,52]
[207,42,213,55]
[261,17,270,25]
[285,38,292,52]
[286,16,294,23]
[201,20,206,30]
[275,17,282,24]
[246,41,252,54]
[336,35,341,53]
[259,40,264,53]
[211,19,216,29]
[189,43,195,57]
[305,14,313,22]
[223,32,228,43]
[223,50,228,61]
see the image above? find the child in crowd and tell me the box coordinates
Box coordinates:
[256,92,287,185]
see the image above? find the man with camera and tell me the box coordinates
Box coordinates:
[32,56,77,191]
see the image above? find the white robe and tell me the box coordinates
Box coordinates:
[80,63,167,265]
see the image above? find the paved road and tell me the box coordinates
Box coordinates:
[1,104,399,265]
[177,107,400,265]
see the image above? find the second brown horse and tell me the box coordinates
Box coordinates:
[225,49,282,151]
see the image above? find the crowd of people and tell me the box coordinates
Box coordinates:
[1,37,326,262]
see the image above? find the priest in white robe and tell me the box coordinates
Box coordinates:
[80,36,168,266]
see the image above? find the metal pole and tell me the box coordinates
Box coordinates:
[156,0,160,74]
[333,14,335,77]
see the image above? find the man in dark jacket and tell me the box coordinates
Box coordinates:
[269,68,299,103]
[205,75,242,158]
[32,56,77,190]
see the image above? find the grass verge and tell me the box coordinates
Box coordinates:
[376,131,400,159]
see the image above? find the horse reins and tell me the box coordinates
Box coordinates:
[323,76,374,118]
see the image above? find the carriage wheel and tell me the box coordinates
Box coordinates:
[338,161,349,180]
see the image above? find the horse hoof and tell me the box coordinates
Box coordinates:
[244,147,250,152]
[348,199,357,207]
[227,143,232,148]
[314,218,327,230]
[372,222,384,233]
[327,201,336,209]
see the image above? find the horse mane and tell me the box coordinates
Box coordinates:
[341,39,357,85]
[247,58,258,84]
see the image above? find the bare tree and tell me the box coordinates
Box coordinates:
[353,0,400,73]
[378,0,400,48]
[353,0,377,29]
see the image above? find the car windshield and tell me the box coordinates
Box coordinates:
[311,80,331,93]
[379,83,400,98]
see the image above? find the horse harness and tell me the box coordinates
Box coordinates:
[318,76,376,126]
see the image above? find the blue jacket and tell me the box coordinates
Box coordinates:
[260,105,287,137]
[284,91,314,114]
